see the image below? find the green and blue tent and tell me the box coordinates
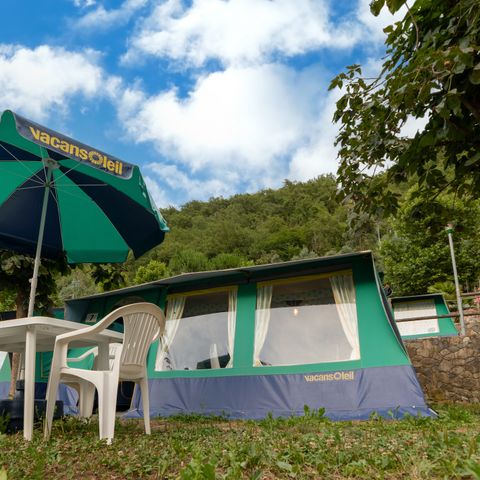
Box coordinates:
[59,251,435,421]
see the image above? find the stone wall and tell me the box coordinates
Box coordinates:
[404,317,480,403]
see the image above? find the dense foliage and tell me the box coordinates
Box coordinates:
[159,176,348,266]
[123,176,361,281]
[380,193,480,295]
[330,0,480,215]
[0,251,69,316]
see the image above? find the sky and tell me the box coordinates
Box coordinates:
[0,0,402,209]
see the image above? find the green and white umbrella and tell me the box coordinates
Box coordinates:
[0,110,169,315]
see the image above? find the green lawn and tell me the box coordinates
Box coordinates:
[1,404,479,479]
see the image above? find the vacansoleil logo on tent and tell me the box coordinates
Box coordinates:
[14,113,133,179]
[304,371,355,382]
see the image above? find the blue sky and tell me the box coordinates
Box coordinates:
[0,0,401,209]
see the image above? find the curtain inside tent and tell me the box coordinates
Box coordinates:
[253,284,273,366]
[330,274,360,360]
[155,296,186,371]
[226,289,237,367]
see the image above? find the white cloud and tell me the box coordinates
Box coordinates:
[288,89,342,181]
[123,0,361,66]
[144,174,173,208]
[0,44,119,120]
[116,63,341,204]
[357,0,406,42]
[73,0,96,8]
[76,0,147,30]
[145,163,237,207]
[119,64,320,170]
[400,114,429,138]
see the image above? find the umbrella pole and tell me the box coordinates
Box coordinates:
[27,165,54,317]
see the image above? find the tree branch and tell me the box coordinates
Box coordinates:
[405,2,420,51]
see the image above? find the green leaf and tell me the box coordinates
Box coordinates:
[464,152,480,167]
[446,93,462,115]
[386,0,405,14]
[469,69,480,85]
[419,132,435,147]
[370,0,386,16]
[336,96,348,111]
[276,461,293,472]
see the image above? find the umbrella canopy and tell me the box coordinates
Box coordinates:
[0,110,169,315]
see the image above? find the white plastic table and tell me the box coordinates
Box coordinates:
[0,316,123,440]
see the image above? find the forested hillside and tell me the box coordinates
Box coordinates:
[142,175,356,270]
[114,174,480,300]
[2,174,480,312]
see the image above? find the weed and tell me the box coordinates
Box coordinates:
[0,413,10,434]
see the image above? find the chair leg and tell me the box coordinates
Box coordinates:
[44,370,61,439]
[97,374,118,444]
[97,378,106,441]
[139,376,151,435]
[78,382,96,418]
[44,346,67,440]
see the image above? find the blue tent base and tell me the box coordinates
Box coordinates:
[126,365,436,421]
[3,364,436,422]
[0,381,78,415]
[0,381,9,399]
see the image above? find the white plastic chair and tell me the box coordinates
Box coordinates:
[65,343,123,417]
[44,303,165,444]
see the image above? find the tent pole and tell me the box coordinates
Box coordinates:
[27,165,53,317]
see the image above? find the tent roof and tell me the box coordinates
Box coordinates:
[391,293,446,304]
[71,251,374,302]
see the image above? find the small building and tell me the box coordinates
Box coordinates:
[63,251,434,420]
[391,293,458,339]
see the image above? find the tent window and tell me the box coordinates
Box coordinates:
[393,300,439,336]
[254,273,360,367]
[155,289,237,371]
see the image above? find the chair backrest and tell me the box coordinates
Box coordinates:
[113,303,165,375]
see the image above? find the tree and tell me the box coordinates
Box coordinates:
[91,263,127,292]
[55,266,100,303]
[131,175,350,274]
[379,193,480,295]
[209,253,252,270]
[168,250,209,275]
[0,251,69,398]
[330,0,480,214]
[134,260,169,285]
[0,252,69,316]
[0,288,15,313]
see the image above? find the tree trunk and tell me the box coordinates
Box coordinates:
[8,291,28,399]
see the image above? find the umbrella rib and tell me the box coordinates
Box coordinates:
[54,160,86,182]
[15,185,49,191]
[0,166,45,186]
[53,185,99,202]
[0,143,45,184]
[49,185,62,212]
[55,183,109,188]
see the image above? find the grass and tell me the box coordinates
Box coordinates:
[0,404,479,479]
